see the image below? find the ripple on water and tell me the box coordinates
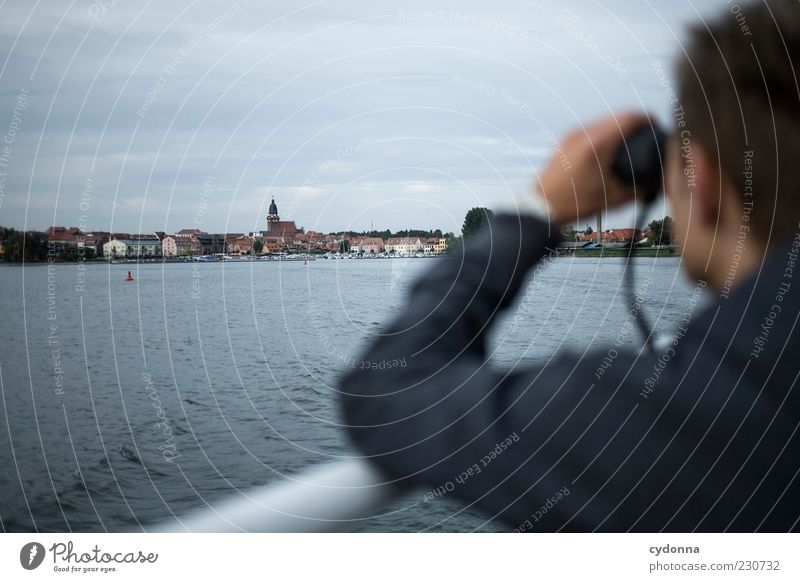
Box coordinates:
[0,258,693,531]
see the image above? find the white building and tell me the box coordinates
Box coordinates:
[103,239,127,258]
[385,237,422,255]
[350,237,385,254]
[421,238,439,254]
[103,238,162,258]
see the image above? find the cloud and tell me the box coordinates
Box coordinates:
[0,0,720,232]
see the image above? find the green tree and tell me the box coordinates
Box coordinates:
[252,239,264,255]
[446,235,463,253]
[461,207,494,239]
[647,216,674,246]
[662,216,674,245]
[338,239,351,253]
[560,224,577,242]
[3,230,48,262]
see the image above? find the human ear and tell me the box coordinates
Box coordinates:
[690,140,721,228]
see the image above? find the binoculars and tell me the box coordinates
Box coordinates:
[612,123,667,204]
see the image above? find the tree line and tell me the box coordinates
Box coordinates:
[458,208,675,247]
[559,217,674,246]
[333,228,456,240]
[0,229,50,262]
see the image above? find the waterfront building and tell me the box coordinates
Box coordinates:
[577,228,643,244]
[197,233,222,255]
[162,236,177,256]
[602,228,643,244]
[225,234,255,255]
[162,235,199,256]
[351,237,385,254]
[46,226,83,254]
[301,231,339,252]
[170,229,221,255]
[103,239,127,257]
[262,236,285,254]
[103,238,162,258]
[422,237,439,254]
[385,237,422,255]
[84,232,110,256]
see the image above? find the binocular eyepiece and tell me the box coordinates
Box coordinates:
[612,123,667,204]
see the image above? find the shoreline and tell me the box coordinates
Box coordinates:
[0,249,681,266]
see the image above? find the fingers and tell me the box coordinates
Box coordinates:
[588,111,652,159]
[535,112,653,223]
[614,111,653,136]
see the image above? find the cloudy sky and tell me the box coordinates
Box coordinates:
[0,0,722,235]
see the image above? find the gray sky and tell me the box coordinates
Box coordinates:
[0,0,722,235]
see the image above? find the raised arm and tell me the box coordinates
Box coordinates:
[337,113,706,530]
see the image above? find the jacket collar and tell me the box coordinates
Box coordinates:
[690,231,800,376]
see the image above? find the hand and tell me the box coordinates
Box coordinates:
[535,112,653,224]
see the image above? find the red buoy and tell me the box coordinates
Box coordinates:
[125,271,133,281]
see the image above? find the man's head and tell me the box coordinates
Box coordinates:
[666,0,800,287]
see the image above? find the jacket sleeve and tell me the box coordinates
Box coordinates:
[337,213,740,531]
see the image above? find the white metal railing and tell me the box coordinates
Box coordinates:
[152,459,400,532]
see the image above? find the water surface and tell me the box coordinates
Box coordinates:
[0,256,696,532]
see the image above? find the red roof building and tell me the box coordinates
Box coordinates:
[265,198,303,236]
[351,237,384,254]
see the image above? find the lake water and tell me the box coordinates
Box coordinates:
[0,255,697,532]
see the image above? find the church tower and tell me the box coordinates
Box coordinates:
[267,198,280,231]
[264,197,301,236]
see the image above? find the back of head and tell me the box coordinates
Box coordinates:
[677,0,800,249]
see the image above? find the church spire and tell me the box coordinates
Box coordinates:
[267,197,281,232]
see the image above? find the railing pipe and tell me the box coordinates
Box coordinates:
[153,459,399,533]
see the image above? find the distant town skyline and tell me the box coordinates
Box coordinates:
[0,204,667,236]
[0,1,716,233]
